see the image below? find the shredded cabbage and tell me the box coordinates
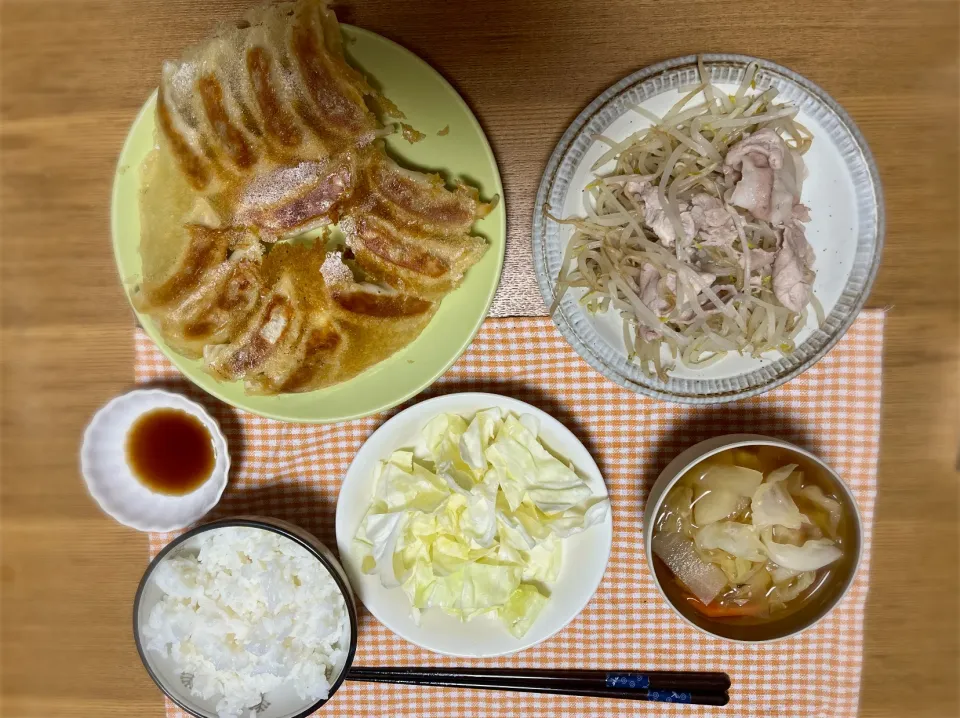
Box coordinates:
[710,552,760,586]
[356,409,610,637]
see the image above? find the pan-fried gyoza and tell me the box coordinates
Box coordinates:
[134,0,495,395]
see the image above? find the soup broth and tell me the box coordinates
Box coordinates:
[652,445,859,641]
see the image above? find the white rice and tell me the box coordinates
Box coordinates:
[142,526,349,718]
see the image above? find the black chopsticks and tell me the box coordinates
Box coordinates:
[347,667,730,706]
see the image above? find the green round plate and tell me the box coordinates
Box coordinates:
[111,26,505,423]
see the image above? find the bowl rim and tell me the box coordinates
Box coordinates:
[80,388,231,532]
[642,434,864,644]
[133,516,360,718]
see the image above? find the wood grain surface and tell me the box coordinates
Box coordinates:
[1,1,958,716]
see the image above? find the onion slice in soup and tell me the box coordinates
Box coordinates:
[752,468,808,530]
[796,484,843,537]
[700,465,763,496]
[695,521,767,562]
[693,489,746,525]
[760,530,842,572]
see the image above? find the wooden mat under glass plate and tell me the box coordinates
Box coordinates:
[137,311,883,718]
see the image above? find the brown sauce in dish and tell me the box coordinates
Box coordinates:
[126,408,215,495]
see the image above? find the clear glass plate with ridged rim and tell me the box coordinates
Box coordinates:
[111,26,505,423]
[532,54,883,404]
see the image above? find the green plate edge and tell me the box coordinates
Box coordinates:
[110,25,506,424]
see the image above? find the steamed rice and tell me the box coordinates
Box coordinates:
[142,527,349,718]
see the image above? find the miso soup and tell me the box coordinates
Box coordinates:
[651,444,859,641]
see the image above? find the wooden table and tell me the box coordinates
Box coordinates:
[2,1,957,715]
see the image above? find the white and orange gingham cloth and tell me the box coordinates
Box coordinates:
[137,310,884,718]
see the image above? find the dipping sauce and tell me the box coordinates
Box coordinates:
[126,408,215,495]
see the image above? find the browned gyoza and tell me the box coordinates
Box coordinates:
[156,0,379,220]
[340,151,490,301]
[133,226,263,358]
[135,0,495,395]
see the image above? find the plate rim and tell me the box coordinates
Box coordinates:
[333,391,614,658]
[531,53,884,404]
[110,25,506,424]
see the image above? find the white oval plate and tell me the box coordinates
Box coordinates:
[334,392,613,657]
[533,54,883,404]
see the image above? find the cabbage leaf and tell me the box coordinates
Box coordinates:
[700,465,763,496]
[752,467,808,530]
[695,521,767,562]
[356,408,609,637]
[760,529,842,572]
[694,489,746,525]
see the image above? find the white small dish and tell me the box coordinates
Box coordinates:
[643,434,863,642]
[334,392,613,657]
[80,389,230,532]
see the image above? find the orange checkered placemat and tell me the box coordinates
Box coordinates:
[137,311,883,718]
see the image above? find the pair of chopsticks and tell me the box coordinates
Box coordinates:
[347,667,730,706]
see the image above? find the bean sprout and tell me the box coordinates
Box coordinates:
[550,58,818,380]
